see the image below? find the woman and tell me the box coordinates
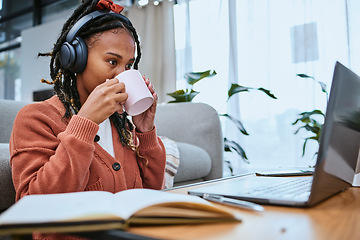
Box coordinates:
[10,0,166,205]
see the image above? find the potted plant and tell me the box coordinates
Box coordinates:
[292,74,328,158]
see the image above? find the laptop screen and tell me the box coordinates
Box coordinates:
[309,61,360,204]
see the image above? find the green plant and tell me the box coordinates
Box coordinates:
[221,114,249,163]
[292,74,328,157]
[167,70,277,165]
[227,83,277,100]
[167,70,217,102]
[223,84,277,163]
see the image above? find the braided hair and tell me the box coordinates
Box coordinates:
[38,0,142,150]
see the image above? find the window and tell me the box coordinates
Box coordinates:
[0,48,21,99]
[0,0,77,100]
[173,0,360,174]
[173,0,229,113]
[42,0,77,23]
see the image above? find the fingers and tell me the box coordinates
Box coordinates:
[142,75,158,102]
[105,77,120,86]
[104,78,126,97]
[98,77,128,107]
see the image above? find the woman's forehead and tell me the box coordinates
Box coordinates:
[87,28,135,48]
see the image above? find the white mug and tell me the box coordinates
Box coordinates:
[115,69,154,116]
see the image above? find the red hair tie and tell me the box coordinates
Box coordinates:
[96,0,124,14]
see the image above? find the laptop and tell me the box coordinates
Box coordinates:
[189,61,360,207]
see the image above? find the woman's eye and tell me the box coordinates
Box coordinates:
[109,60,117,66]
[125,64,133,70]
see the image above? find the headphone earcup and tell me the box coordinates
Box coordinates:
[59,36,88,73]
[60,42,76,71]
[71,36,88,73]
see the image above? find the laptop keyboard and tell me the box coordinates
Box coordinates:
[241,177,312,200]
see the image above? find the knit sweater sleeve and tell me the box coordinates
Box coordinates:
[9,102,99,201]
[135,127,166,190]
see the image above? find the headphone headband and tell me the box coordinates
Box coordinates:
[67,10,111,42]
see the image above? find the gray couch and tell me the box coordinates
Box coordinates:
[0,99,223,213]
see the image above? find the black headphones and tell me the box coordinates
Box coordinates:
[59,10,132,73]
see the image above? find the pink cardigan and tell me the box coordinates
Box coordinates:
[10,96,166,201]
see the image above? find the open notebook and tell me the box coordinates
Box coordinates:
[189,61,360,207]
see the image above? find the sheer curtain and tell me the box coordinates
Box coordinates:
[174,0,360,174]
[127,0,176,103]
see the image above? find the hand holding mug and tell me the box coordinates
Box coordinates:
[115,69,154,116]
[116,70,157,133]
[77,78,127,124]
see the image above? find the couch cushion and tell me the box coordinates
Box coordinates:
[155,102,223,182]
[174,142,211,183]
[0,143,15,212]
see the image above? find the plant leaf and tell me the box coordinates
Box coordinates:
[184,69,217,85]
[224,160,234,175]
[308,135,320,142]
[228,84,277,100]
[297,73,314,79]
[297,73,328,94]
[167,89,199,102]
[292,119,300,125]
[293,110,325,125]
[294,73,327,157]
[304,124,321,134]
[167,89,186,95]
[224,138,249,163]
[302,136,319,156]
[302,138,309,156]
[219,113,249,135]
[227,83,252,99]
[293,126,306,134]
[318,81,327,94]
[257,87,277,99]
[300,109,325,117]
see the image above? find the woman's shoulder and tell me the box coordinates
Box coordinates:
[18,96,64,116]
[12,96,69,139]
[15,96,66,125]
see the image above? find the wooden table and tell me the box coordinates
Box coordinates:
[128,176,360,240]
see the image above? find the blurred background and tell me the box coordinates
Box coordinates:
[1,0,359,175]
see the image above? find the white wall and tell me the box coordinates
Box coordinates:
[20,19,64,102]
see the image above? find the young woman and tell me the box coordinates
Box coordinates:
[9,0,166,205]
